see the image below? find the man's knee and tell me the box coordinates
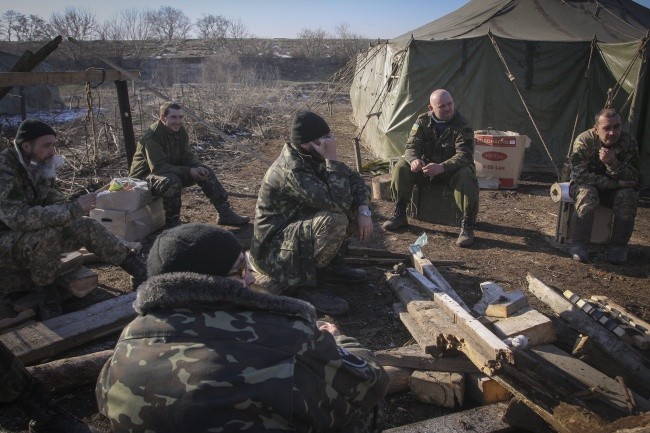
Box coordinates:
[614,189,639,219]
[312,211,348,267]
[147,174,182,198]
[572,185,599,217]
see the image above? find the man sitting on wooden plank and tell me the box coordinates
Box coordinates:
[0,120,147,320]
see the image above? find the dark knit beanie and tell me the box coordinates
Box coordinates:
[147,223,242,278]
[15,120,56,146]
[291,111,330,145]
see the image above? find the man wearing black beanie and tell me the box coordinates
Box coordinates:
[0,119,147,321]
[97,223,388,433]
[249,111,373,315]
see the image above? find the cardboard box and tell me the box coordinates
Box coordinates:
[474,131,530,189]
[96,179,153,212]
[90,198,165,241]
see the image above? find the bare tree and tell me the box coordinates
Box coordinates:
[228,18,250,54]
[122,8,153,41]
[49,7,97,40]
[0,10,23,41]
[148,6,192,41]
[296,27,330,58]
[334,22,367,60]
[98,14,125,41]
[196,14,229,39]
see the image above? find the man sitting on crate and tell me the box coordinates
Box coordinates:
[0,120,147,320]
[568,108,640,264]
[383,89,480,247]
[129,102,249,227]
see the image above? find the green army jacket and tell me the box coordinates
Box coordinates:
[570,129,640,190]
[129,121,201,182]
[96,272,388,433]
[0,147,82,234]
[250,143,371,287]
[404,110,475,174]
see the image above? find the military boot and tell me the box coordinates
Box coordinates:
[216,202,250,226]
[36,283,62,321]
[382,202,408,231]
[606,217,635,264]
[569,210,594,262]
[456,214,476,247]
[119,250,147,290]
[15,382,102,433]
[318,252,368,283]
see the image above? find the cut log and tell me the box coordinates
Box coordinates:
[465,372,511,405]
[409,370,465,408]
[0,292,136,366]
[27,350,114,393]
[384,402,511,433]
[526,273,650,387]
[57,266,98,298]
[383,365,413,395]
[375,344,479,373]
[371,174,391,201]
[485,291,529,318]
[492,308,556,346]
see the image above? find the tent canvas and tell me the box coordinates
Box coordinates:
[350,0,650,187]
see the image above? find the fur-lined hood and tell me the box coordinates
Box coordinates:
[134,272,317,323]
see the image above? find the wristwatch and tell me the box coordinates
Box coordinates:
[359,209,372,217]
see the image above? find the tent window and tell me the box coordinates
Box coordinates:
[387,61,401,92]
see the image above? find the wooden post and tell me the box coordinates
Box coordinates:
[353,138,362,172]
[115,80,137,168]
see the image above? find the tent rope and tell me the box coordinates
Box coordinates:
[487,31,560,180]
[559,0,641,40]
[604,34,649,107]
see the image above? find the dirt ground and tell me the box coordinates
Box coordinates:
[0,101,648,432]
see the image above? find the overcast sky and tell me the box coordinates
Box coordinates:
[3,0,650,39]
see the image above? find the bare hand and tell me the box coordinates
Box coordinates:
[618,179,637,188]
[599,147,616,165]
[310,134,337,161]
[410,159,425,173]
[317,321,341,336]
[76,192,97,214]
[357,213,373,242]
[190,166,209,181]
[422,163,444,179]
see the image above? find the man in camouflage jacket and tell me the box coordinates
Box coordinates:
[249,111,373,314]
[129,102,248,227]
[383,89,479,247]
[568,108,640,264]
[96,223,389,433]
[0,120,145,319]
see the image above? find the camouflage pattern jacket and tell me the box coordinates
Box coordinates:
[570,129,640,190]
[250,143,371,287]
[0,147,82,236]
[96,272,388,433]
[129,121,202,183]
[404,110,475,174]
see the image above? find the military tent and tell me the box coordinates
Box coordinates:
[350,0,650,186]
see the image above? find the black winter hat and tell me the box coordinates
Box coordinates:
[147,223,242,278]
[291,111,330,145]
[15,120,56,146]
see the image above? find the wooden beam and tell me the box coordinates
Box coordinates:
[0,292,136,366]
[0,70,141,87]
[409,370,465,408]
[485,291,529,318]
[392,303,443,356]
[405,267,469,311]
[27,350,113,393]
[375,344,479,374]
[115,79,137,168]
[526,273,650,387]
[465,372,511,405]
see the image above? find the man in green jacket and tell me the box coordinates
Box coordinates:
[383,89,479,247]
[129,102,249,227]
[0,120,146,319]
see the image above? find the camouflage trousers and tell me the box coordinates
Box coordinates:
[0,340,31,403]
[570,184,638,219]
[391,159,479,218]
[147,166,228,226]
[0,218,131,287]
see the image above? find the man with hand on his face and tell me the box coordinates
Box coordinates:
[249,111,373,315]
[568,108,640,264]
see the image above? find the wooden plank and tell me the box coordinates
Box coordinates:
[526,273,650,387]
[27,350,114,393]
[57,266,98,298]
[344,257,405,267]
[392,303,443,356]
[410,255,471,310]
[58,251,84,275]
[409,371,465,408]
[0,70,141,87]
[531,344,650,413]
[0,292,136,366]
[405,267,470,311]
[492,308,556,346]
[465,372,511,405]
[0,298,35,331]
[347,246,409,260]
[485,291,529,318]
[375,345,479,374]
[591,295,650,336]
[384,402,511,433]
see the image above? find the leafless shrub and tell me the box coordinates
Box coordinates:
[147,6,192,41]
[49,7,97,41]
[296,27,330,58]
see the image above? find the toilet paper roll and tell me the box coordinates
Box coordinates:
[550,182,572,203]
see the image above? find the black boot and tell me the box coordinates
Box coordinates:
[216,202,250,226]
[382,202,408,231]
[569,210,594,262]
[36,283,62,321]
[120,250,147,290]
[456,214,476,247]
[15,382,102,433]
[606,217,634,264]
[318,250,368,283]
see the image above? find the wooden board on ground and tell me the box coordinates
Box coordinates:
[0,298,35,331]
[375,344,479,374]
[27,349,114,393]
[58,251,84,274]
[485,291,528,318]
[384,402,511,433]
[57,266,98,298]
[410,255,470,311]
[0,292,136,365]
[492,308,556,346]
[392,303,443,356]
